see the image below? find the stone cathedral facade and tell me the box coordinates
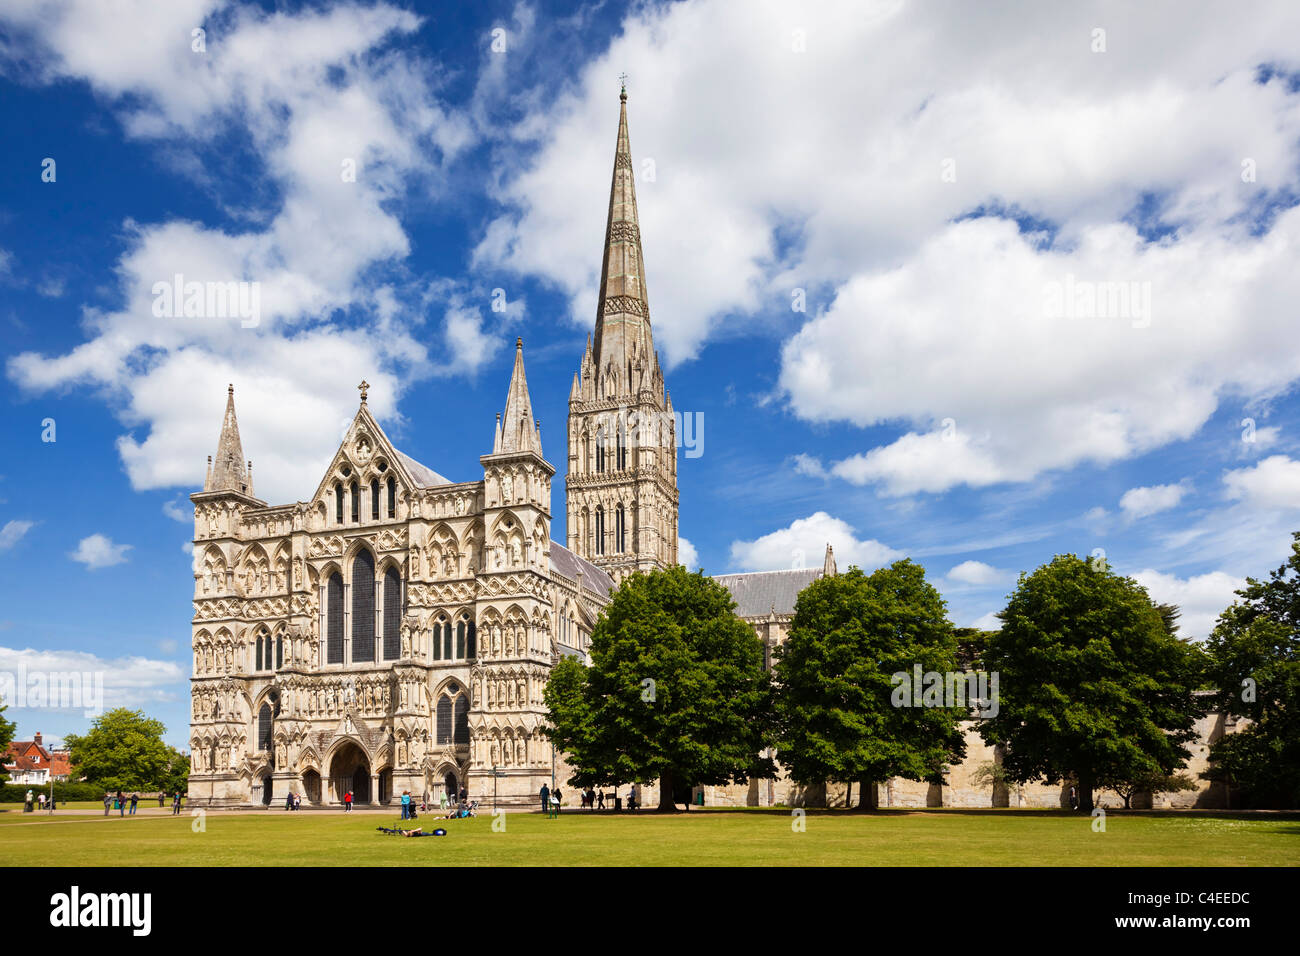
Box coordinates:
[187,90,675,808]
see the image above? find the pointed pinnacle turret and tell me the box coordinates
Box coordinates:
[593,86,654,384]
[205,384,251,494]
[494,338,542,456]
[823,543,837,577]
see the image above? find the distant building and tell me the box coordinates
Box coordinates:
[4,732,72,785]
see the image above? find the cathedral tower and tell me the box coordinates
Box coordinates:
[566,86,679,582]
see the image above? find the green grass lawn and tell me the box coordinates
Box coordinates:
[1,807,1296,866]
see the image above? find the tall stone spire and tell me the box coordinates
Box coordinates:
[592,84,654,384]
[494,338,542,456]
[204,384,252,494]
[823,543,837,577]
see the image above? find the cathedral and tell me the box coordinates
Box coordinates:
[187,89,1237,812]
[187,88,681,809]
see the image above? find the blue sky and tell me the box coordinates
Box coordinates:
[2,0,1299,748]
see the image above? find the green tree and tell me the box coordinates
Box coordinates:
[1098,770,1197,809]
[980,555,1203,813]
[773,560,967,807]
[62,708,186,792]
[544,566,774,811]
[1202,531,1300,807]
[0,697,16,785]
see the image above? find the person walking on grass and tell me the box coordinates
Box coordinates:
[344,790,353,813]
[540,783,549,814]
[158,791,165,808]
[103,792,111,816]
[401,791,412,820]
[117,791,125,816]
[172,791,182,815]
[129,792,138,815]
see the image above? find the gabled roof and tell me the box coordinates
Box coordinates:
[711,567,825,619]
[550,542,615,598]
[393,449,450,488]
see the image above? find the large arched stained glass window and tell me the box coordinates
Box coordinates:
[454,695,470,744]
[326,572,344,664]
[436,695,453,745]
[258,702,272,752]
[382,567,401,660]
[351,550,375,662]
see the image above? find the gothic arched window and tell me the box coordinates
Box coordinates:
[616,503,626,553]
[443,620,453,660]
[258,703,272,752]
[456,619,466,659]
[334,481,344,525]
[382,567,401,660]
[387,477,396,518]
[350,481,360,523]
[371,479,380,521]
[595,427,606,473]
[467,620,477,660]
[436,695,453,745]
[432,617,445,661]
[275,634,283,669]
[255,630,265,671]
[595,506,605,555]
[351,550,375,663]
[616,424,626,470]
[326,573,344,664]
[454,696,470,745]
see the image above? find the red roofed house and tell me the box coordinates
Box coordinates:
[4,732,73,785]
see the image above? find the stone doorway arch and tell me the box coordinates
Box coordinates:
[329,740,371,805]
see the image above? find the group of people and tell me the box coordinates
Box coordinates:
[540,783,638,814]
[101,791,184,815]
[283,791,303,810]
[22,790,54,812]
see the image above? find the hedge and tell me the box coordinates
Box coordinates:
[0,782,109,803]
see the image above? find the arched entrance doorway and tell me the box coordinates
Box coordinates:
[444,770,458,803]
[260,773,273,806]
[301,770,321,805]
[330,741,371,805]
[377,768,392,805]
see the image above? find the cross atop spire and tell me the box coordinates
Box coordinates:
[358,380,370,403]
[619,72,628,100]
[204,384,252,495]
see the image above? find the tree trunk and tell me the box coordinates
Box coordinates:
[1078,771,1094,813]
[658,771,676,812]
[857,778,875,809]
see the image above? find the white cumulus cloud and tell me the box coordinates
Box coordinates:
[69,534,131,570]
[728,511,900,573]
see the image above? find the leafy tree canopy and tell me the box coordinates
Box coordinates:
[544,566,774,810]
[774,560,967,801]
[979,554,1204,812]
[63,708,188,792]
[1202,531,1300,807]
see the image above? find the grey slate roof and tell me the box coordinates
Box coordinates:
[549,543,615,598]
[711,567,824,619]
[394,449,451,487]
